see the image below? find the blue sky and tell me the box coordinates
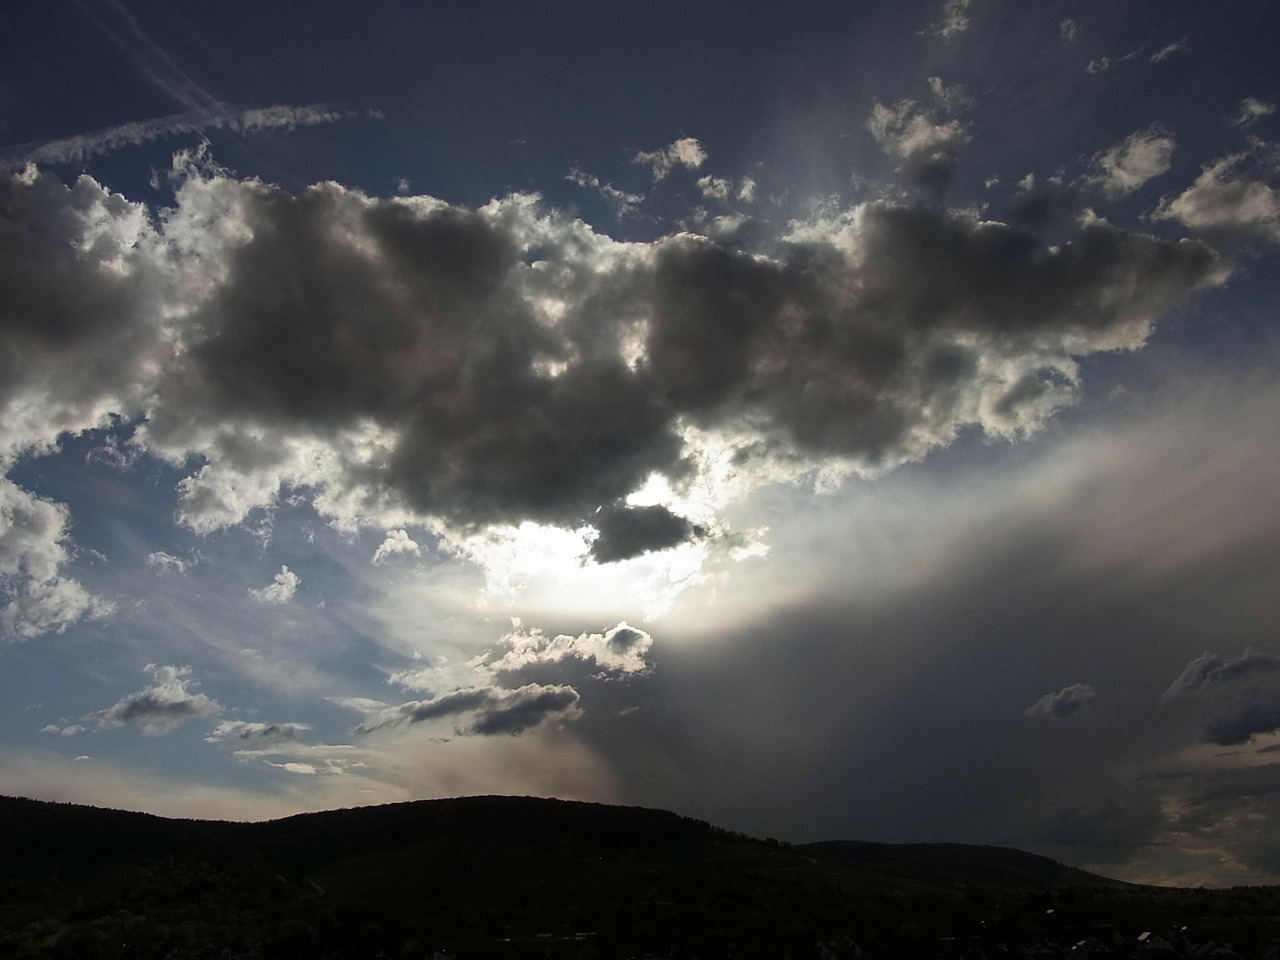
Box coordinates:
[3,0,1280,886]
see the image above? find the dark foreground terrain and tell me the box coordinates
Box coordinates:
[3,794,1280,960]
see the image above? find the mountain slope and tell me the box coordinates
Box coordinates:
[797,839,1130,889]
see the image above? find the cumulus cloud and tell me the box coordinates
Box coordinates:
[1154,150,1280,242]
[94,664,220,735]
[1025,683,1097,720]
[372,529,422,565]
[0,167,166,460]
[1086,126,1175,198]
[867,95,970,196]
[249,566,300,604]
[493,621,654,676]
[354,682,581,736]
[368,617,652,741]
[0,157,1230,568]
[633,137,707,180]
[0,479,113,638]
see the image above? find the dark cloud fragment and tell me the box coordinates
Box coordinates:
[93,665,219,736]
[1025,683,1097,720]
[1005,176,1087,232]
[1161,649,1280,702]
[206,720,308,749]
[355,683,580,737]
[589,504,703,563]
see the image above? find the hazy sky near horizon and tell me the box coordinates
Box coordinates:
[3,0,1280,887]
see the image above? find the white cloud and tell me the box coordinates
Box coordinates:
[566,168,644,217]
[697,176,731,201]
[867,96,969,195]
[633,137,707,180]
[42,723,85,737]
[1154,152,1280,242]
[1149,38,1189,64]
[249,565,300,604]
[492,621,654,676]
[0,479,113,638]
[146,551,196,575]
[1233,98,1277,128]
[931,0,971,40]
[1086,49,1141,75]
[1087,126,1175,198]
[372,529,422,565]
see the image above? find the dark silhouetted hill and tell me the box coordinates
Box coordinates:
[4,794,1280,960]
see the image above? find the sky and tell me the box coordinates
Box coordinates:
[2,0,1279,888]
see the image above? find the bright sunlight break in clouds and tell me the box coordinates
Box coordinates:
[2,0,1280,887]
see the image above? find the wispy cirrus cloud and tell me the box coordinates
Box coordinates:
[0,104,367,171]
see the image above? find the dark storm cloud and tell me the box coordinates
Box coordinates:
[355,683,580,737]
[1,159,1230,556]
[1161,650,1280,746]
[1025,683,1097,720]
[1203,694,1280,746]
[547,367,1280,879]
[589,504,703,563]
